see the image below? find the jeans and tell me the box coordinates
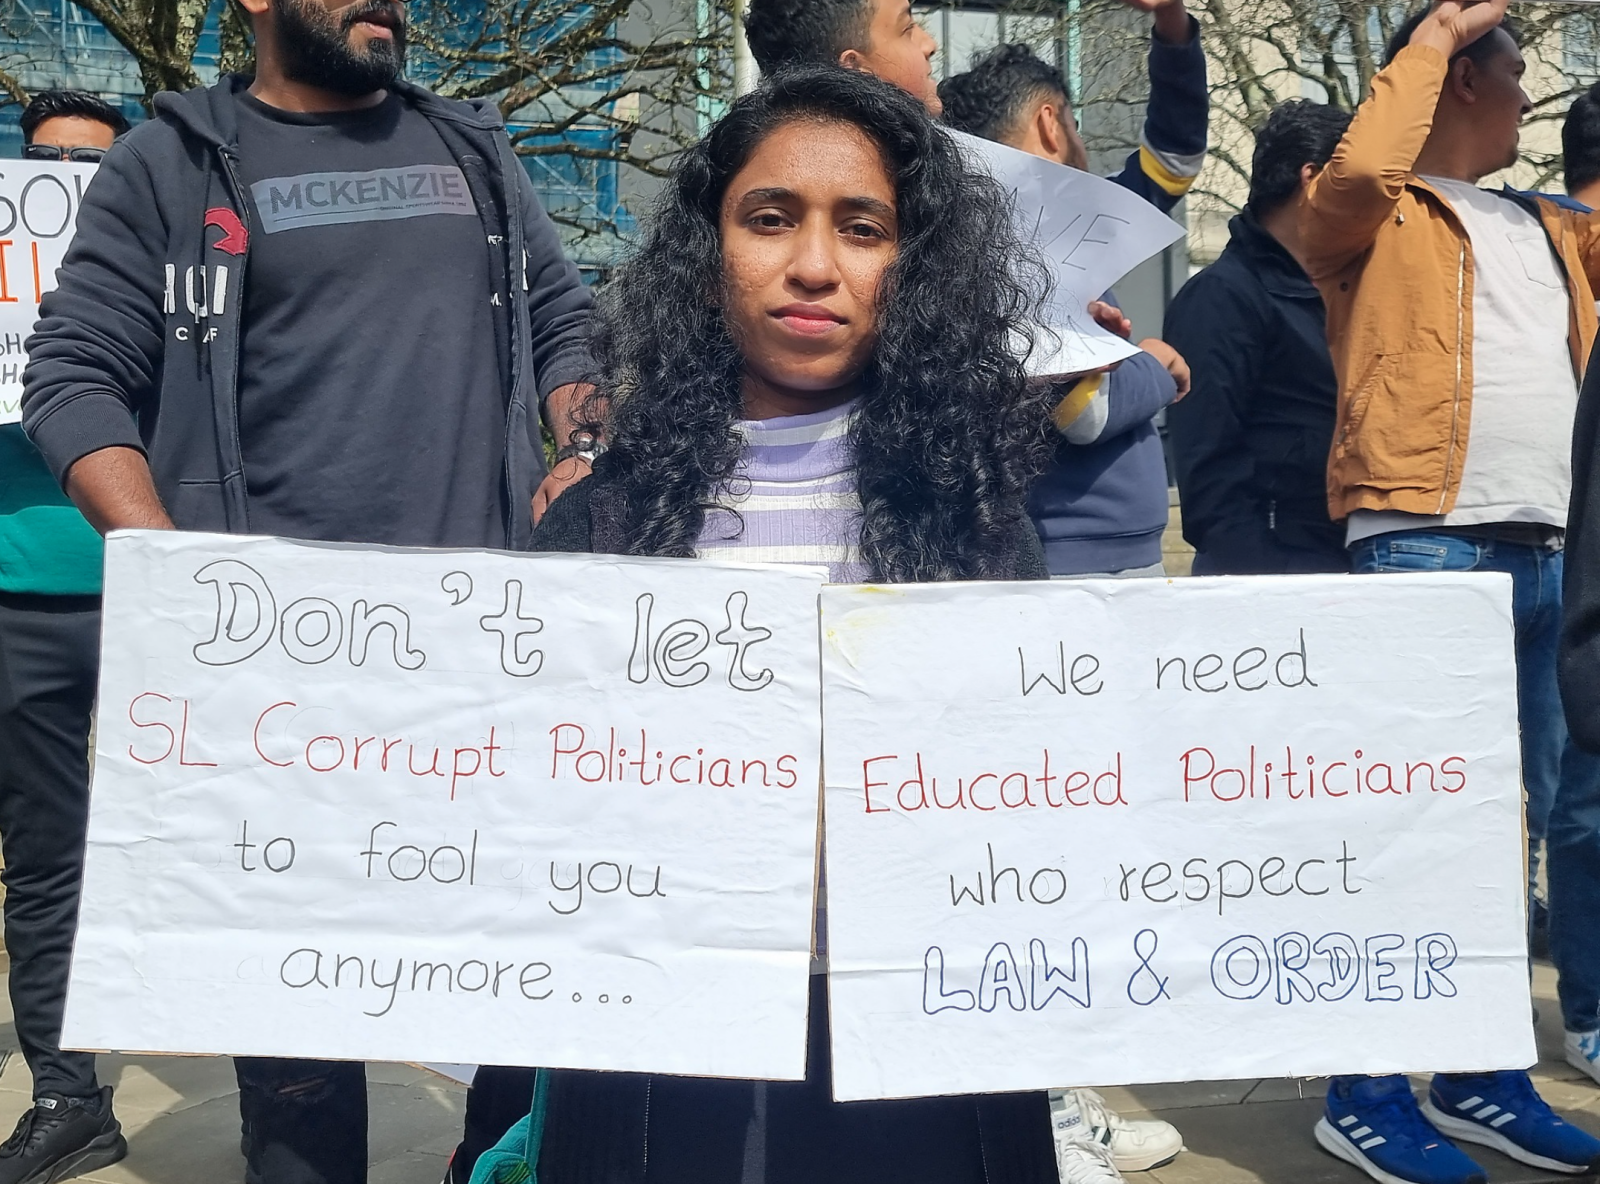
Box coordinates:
[0,592,103,1099]
[1350,531,1600,1032]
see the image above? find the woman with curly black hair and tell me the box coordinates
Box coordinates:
[538,63,1056,582]
[449,64,1062,1184]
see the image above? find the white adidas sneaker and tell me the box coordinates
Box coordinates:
[1054,1133,1125,1184]
[1050,1087,1185,1174]
[1567,1029,1600,1086]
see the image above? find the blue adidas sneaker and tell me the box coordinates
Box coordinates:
[1315,1075,1487,1184]
[1423,1070,1600,1175]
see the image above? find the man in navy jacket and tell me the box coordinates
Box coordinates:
[1164,100,1350,575]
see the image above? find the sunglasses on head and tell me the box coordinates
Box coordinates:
[23,144,107,163]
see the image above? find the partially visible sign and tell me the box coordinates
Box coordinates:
[0,161,96,424]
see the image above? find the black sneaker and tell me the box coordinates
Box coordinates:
[0,1087,127,1184]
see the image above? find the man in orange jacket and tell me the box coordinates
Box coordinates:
[1302,3,1600,1184]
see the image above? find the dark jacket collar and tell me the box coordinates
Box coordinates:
[1228,210,1320,301]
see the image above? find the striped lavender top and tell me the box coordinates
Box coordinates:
[695,399,870,583]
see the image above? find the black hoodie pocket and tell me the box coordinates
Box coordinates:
[169,478,229,533]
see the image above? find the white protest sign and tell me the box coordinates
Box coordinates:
[65,531,824,1079]
[952,130,1184,375]
[820,574,1531,1101]
[0,161,96,424]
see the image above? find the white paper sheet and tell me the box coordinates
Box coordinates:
[0,161,96,424]
[820,574,1532,1101]
[953,131,1183,376]
[65,531,824,1080]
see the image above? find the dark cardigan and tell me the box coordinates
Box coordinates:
[523,462,1058,1184]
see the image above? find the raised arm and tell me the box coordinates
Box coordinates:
[1300,0,1509,278]
[1104,0,1208,213]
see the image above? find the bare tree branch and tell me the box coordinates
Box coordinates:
[408,0,733,240]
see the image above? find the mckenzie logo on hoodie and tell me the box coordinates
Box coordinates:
[249,165,476,233]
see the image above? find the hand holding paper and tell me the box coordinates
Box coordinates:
[952,130,1185,377]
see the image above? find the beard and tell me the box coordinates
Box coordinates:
[275,0,407,97]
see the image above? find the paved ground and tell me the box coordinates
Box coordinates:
[0,962,1590,1182]
[0,1035,467,1182]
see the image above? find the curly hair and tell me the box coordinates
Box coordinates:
[582,65,1055,583]
[743,0,872,77]
[939,43,1071,146]
[1246,100,1351,216]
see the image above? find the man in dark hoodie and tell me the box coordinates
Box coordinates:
[938,29,1205,577]
[19,0,594,1177]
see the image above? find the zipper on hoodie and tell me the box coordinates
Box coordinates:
[214,144,255,531]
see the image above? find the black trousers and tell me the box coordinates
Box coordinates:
[452,1065,539,1181]
[0,592,103,1099]
[461,974,1054,1184]
[236,1058,368,1184]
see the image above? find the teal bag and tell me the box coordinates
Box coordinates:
[468,1071,550,1184]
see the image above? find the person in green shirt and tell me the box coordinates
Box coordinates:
[0,427,104,596]
[0,88,131,1184]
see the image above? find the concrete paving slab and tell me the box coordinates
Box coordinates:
[369,1151,451,1184]
[1097,1080,1257,1114]
[1144,1096,1353,1184]
[1239,1077,1329,1105]
[96,1054,243,1128]
[0,970,467,1184]
[368,1077,466,1159]
[64,1070,466,1184]
[367,1062,444,1089]
[1081,964,1600,1184]
[76,1093,245,1184]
